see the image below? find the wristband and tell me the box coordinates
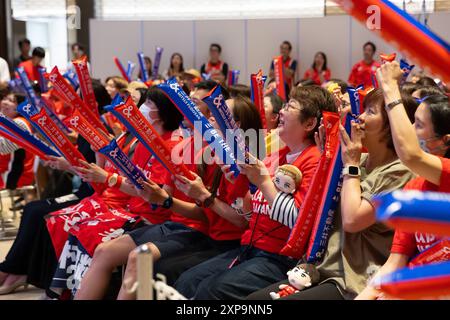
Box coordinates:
[107,173,119,188]
[385,99,403,110]
[161,195,173,209]
[112,175,123,189]
[195,193,215,209]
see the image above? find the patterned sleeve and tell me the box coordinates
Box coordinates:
[269,192,299,228]
[0,118,29,154]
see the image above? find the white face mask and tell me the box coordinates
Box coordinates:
[139,101,159,125]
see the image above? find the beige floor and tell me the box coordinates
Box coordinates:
[0,195,45,300]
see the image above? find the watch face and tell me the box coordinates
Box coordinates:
[349,166,359,175]
[108,175,117,186]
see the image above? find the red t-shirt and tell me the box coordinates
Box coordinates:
[14,117,35,187]
[202,163,250,241]
[168,136,209,234]
[390,157,450,257]
[240,145,321,257]
[0,154,11,189]
[303,68,331,85]
[348,60,380,88]
[99,135,137,209]
[128,132,178,224]
[18,60,40,82]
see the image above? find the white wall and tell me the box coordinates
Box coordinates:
[90,12,450,84]
[26,18,68,71]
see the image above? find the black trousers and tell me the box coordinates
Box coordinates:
[154,239,240,286]
[0,198,80,277]
[246,280,345,300]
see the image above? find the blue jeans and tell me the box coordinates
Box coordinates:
[174,245,297,300]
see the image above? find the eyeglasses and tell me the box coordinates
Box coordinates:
[282,100,301,112]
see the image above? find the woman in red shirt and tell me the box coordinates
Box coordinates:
[303,52,331,85]
[173,86,336,300]
[356,62,450,300]
[0,92,36,188]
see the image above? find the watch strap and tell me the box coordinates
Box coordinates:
[385,99,402,110]
[162,196,173,209]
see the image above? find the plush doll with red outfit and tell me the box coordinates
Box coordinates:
[270,263,320,299]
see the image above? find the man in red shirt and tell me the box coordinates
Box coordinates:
[269,40,298,90]
[200,43,229,85]
[18,47,45,82]
[348,42,380,88]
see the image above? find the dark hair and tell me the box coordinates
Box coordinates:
[0,82,9,100]
[169,53,184,73]
[399,90,419,124]
[136,88,148,107]
[363,41,376,52]
[143,56,153,77]
[232,95,264,159]
[296,79,316,87]
[13,93,26,105]
[290,85,337,141]
[424,94,450,158]
[146,86,183,131]
[328,79,348,94]
[31,80,41,95]
[32,47,45,58]
[417,76,438,88]
[312,52,327,72]
[91,79,112,114]
[265,93,283,115]
[210,43,222,54]
[228,84,251,98]
[401,82,422,95]
[282,41,292,51]
[71,42,86,52]
[416,85,442,98]
[18,38,30,49]
[194,80,230,100]
[363,88,418,151]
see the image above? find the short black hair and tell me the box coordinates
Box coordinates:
[265,93,283,115]
[14,93,27,105]
[147,86,183,131]
[136,88,148,107]
[210,43,222,54]
[363,41,376,52]
[228,84,251,98]
[32,47,45,58]
[18,38,30,49]
[71,42,86,52]
[91,79,112,114]
[194,80,230,100]
[282,41,292,51]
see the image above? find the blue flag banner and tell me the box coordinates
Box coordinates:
[157,80,240,177]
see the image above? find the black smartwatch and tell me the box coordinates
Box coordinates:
[161,196,173,209]
[342,165,361,177]
[195,194,215,209]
